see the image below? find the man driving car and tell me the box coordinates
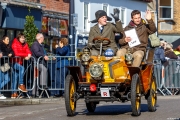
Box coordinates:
[88,9,123,56]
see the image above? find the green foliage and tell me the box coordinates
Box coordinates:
[23,8,38,47]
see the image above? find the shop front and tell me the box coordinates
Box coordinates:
[0,3,42,42]
[41,11,69,54]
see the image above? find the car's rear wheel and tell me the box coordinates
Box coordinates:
[147,76,157,112]
[65,75,76,116]
[86,102,96,112]
[131,73,141,116]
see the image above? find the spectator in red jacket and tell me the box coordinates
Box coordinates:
[11,33,32,99]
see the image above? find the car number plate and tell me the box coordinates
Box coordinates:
[100,88,110,97]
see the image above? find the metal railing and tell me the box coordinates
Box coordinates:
[1,56,180,99]
[0,56,37,98]
[36,56,78,98]
[153,59,180,96]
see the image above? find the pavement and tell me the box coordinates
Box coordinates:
[0,97,64,105]
[0,95,180,106]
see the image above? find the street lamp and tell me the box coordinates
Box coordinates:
[156,0,158,37]
[63,0,75,56]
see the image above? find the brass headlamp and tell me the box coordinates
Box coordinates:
[81,47,91,65]
[125,48,133,64]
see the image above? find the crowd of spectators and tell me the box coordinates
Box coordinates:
[0,33,70,99]
[154,38,178,65]
[153,38,180,95]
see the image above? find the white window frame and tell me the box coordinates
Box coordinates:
[84,2,89,30]
[120,7,126,27]
[120,7,126,24]
[159,0,173,20]
[103,4,108,14]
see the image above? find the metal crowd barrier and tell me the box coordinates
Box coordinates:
[153,60,164,95]
[36,56,78,98]
[164,59,180,95]
[153,59,180,96]
[0,56,37,98]
[2,56,180,98]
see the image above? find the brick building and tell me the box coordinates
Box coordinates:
[39,0,70,52]
[40,0,69,14]
[158,0,180,45]
[0,0,70,53]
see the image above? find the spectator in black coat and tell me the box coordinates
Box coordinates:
[0,36,13,99]
[0,36,14,62]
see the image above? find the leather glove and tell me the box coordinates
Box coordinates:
[111,8,120,22]
[87,43,93,48]
[94,43,100,48]
[88,42,101,48]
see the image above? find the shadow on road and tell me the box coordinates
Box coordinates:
[76,104,150,116]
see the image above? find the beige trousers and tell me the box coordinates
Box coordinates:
[116,48,144,67]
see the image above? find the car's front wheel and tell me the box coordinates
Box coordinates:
[131,73,141,116]
[147,76,157,112]
[65,75,76,116]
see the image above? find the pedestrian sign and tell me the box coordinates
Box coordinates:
[72,13,78,27]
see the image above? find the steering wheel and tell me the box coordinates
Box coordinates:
[93,37,110,46]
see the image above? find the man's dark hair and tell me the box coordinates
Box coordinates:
[131,10,141,18]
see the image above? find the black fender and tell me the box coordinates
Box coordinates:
[67,66,83,88]
[128,67,141,78]
[128,67,143,93]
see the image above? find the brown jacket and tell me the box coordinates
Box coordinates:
[119,19,156,53]
[88,21,123,53]
[165,48,178,59]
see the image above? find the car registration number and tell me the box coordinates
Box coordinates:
[100,88,110,97]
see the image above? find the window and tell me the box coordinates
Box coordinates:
[16,30,23,36]
[159,0,173,19]
[0,29,5,39]
[160,22,172,30]
[121,8,125,24]
[103,4,108,13]
[24,0,39,2]
[7,30,14,42]
[84,3,88,30]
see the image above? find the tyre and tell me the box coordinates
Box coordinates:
[131,73,141,116]
[147,76,157,112]
[86,102,96,112]
[65,75,76,116]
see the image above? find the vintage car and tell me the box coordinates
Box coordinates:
[64,37,157,116]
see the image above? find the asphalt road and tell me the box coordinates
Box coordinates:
[0,96,180,120]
